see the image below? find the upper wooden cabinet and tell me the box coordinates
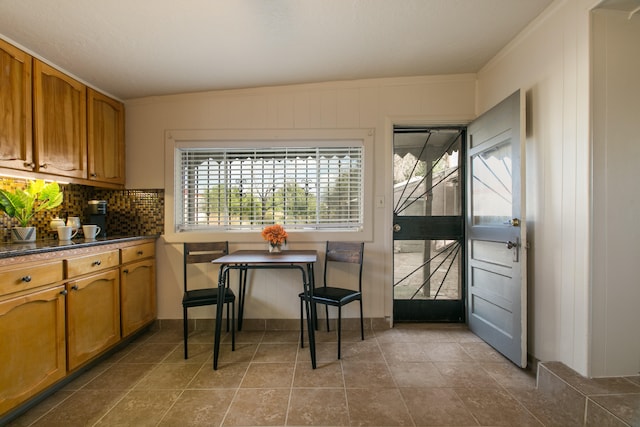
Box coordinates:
[88,88,125,185]
[0,38,125,187]
[0,39,33,172]
[33,59,87,179]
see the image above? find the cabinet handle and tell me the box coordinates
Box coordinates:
[71,285,79,290]
[123,269,129,274]
[91,173,97,178]
[21,275,32,283]
[23,162,35,169]
[39,163,47,169]
[60,289,68,296]
[137,251,144,256]
[92,260,102,266]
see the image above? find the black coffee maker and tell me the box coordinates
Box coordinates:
[86,200,107,237]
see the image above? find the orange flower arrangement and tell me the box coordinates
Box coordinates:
[261,224,288,247]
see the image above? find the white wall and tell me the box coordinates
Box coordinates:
[125,75,476,323]
[476,0,593,375]
[591,9,640,377]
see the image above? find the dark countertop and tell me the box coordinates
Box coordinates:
[0,235,160,259]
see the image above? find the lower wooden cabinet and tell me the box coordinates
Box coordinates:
[120,258,156,337]
[0,238,156,419]
[0,286,66,415]
[66,269,120,371]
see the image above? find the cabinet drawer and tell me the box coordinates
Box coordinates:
[121,242,155,264]
[0,260,63,297]
[65,250,119,278]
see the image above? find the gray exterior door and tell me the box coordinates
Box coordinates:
[466,90,527,367]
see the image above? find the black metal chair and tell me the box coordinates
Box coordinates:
[183,241,235,359]
[299,241,365,359]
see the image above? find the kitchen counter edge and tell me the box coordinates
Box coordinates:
[0,235,160,265]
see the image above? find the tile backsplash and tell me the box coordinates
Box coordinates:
[0,179,164,242]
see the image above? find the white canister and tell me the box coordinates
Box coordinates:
[66,216,81,230]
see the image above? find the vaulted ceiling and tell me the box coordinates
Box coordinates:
[0,0,557,100]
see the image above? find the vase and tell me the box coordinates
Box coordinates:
[269,244,282,253]
[11,226,36,243]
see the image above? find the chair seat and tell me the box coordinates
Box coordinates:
[183,288,235,308]
[299,286,361,305]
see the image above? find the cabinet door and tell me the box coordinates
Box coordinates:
[87,88,125,185]
[120,259,156,337]
[33,59,87,179]
[0,39,33,172]
[66,269,120,371]
[0,286,66,416]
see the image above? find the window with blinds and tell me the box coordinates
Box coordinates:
[175,146,363,232]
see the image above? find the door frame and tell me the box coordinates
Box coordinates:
[384,115,475,327]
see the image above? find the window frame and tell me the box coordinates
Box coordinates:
[164,129,374,244]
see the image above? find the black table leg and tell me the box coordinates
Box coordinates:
[305,263,317,369]
[213,265,227,370]
[237,267,248,331]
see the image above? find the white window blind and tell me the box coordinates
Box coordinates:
[175,146,363,232]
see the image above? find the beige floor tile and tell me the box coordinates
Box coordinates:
[422,342,473,362]
[433,362,501,388]
[117,342,178,364]
[225,330,264,344]
[340,339,385,363]
[262,330,301,343]
[253,343,299,363]
[373,327,434,344]
[224,388,289,426]
[165,342,212,364]
[157,389,234,427]
[481,361,538,390]
[217,342,258,365]
[400,387,478,426]
[509,387,585,427]
[94,389,181,426]
[585,400,630,427]
[590,393,640,426]
[454,387,544,426]
[83,363,156,390]
[60,362,113,391]
[388,362,448,388]
[287,388,349,426]
[31,389,125,427]
[342,361,396,388]
[144,327,185,344]
[185,328,217,344]
[459,341,509,363]
[347,388,414,426]
[241,362,295,388]
[305,329,339,344]
[6,391,74,427]
[293,361,344,388]
[188,362,249,389]
[297,341,342,364]
[134,363,202,390]
[543,362,640,395]
[379,341,429,363]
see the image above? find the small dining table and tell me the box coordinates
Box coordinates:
[211,249,318,370]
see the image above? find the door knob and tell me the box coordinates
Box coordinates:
[393,224,401,232]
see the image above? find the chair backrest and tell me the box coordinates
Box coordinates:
[323,241,364,290]
[183,242,228,292]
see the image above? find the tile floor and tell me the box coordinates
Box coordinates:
[5,323,639,426]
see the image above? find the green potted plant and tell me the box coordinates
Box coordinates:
[0,179,64,242]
